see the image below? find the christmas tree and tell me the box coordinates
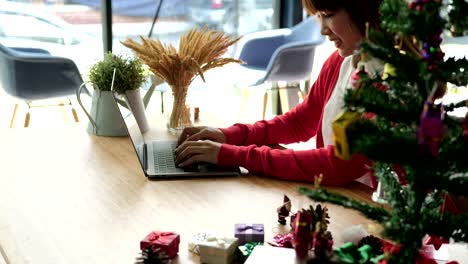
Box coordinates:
[299,0,468,263]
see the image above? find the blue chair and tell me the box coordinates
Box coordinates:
[235,16,324,119]
[0,43,85,127]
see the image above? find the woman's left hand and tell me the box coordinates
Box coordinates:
[174,140,221,167]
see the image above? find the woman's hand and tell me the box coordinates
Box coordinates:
[175,140,221,167]
[177,126,226,146]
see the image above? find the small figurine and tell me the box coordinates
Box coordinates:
[277,195,292,225]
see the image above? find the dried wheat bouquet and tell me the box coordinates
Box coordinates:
[121,27,242,129]
[121,27,242,96]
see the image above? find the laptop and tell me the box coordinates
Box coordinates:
[110,71,240,179]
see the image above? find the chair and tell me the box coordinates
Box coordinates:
[0,43,85,127]
[235,16,324,119]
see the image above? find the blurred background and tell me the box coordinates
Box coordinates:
[0,0,279,74]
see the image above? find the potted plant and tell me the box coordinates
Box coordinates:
[77,52,150,136]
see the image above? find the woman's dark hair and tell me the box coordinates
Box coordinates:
[302,0,383,34]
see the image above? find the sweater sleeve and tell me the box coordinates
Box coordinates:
[219,144,370,186]
[220,51,344,146]
[218,51,370,186]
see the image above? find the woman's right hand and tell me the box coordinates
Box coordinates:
[177,126,226,146]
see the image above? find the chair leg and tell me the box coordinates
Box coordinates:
[271,82,282,116]
[24,102,31,128]
[72,108,79,122]
[67,97,79,122]
[9,103,18,128]
[24,111,30,127]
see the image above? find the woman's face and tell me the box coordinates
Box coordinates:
[317,8,364,57]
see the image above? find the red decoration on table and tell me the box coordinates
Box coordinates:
[269,233,294,248]
[140,231,180,259]
[293,211,312,259]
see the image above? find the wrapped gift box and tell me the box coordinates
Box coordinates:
[140,231,180,259]
[234,223,264,245]
[198,237,239,264]
[187,231,219,255]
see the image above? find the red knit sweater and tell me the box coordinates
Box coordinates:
[217,51,371,186]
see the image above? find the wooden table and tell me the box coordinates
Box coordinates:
[0,118,464,263]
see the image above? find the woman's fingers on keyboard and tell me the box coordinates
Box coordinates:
[175,141,214,166]
[177,127,205,146]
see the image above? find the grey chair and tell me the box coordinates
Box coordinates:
[0,43,85,127]
[235,16,324,119]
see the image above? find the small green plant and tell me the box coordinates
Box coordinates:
[88,52,146,94]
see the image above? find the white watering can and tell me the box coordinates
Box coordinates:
[76,74,162,136]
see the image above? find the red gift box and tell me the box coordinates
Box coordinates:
[140,231,180,259]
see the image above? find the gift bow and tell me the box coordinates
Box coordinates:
[148,232,176,241]
[237,224,264,232]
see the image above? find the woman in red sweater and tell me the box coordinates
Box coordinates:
[175,0,382,186]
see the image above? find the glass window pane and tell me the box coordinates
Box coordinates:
[0,1,104,74]
[113,0,276,57]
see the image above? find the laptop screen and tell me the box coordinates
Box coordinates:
[108,67,146,171]
[113,94,147,170]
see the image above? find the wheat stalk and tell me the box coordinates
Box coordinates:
[121,27,242,94]
[121,27,242,129]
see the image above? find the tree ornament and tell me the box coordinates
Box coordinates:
[382,63,396,80]
[417,101,444,158]
[351,63,368,89]
[332,111,361,160]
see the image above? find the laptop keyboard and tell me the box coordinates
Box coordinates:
[152,141,183,173]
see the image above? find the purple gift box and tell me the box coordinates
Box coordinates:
[234,223,265,245]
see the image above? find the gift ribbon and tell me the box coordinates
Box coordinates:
[268,233,294,248]
[148,232,176,242]
[237,224,264,232]
[237,224,264,242]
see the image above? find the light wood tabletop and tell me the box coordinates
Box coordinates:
[0,115,464,263]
